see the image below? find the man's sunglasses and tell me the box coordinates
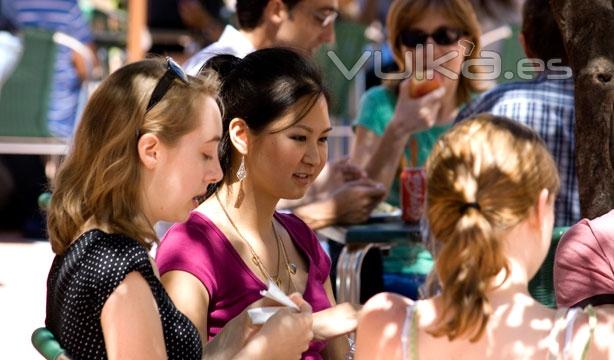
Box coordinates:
[399,27,467,48]
[145,57,189,113]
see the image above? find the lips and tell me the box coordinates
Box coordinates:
[292,172,313,185]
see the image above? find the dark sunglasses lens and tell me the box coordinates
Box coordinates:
[167,58,188,83]
[400,30,427,48]
[146,58,188,112]
[432,28,462,45]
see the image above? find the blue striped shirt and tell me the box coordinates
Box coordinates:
[455,72,580,227]
[9,0,92,138]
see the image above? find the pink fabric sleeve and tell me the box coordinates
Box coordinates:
[281,213,331,283]
[554,211,614,307]
[155,214,219,298]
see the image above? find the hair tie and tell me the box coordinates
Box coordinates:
[459,202,480,214]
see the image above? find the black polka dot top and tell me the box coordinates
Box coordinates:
[45,229,202,359]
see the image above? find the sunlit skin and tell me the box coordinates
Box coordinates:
[161,94,355,359]
[140,96,223,225]
[245,95,332,201]
[400,7,468,118]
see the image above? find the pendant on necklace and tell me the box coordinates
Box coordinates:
[251,255,259,265]
[288,263,297,275]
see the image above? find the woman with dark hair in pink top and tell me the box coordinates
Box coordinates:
[156,48,357,360]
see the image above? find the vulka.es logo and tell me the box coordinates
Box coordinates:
[327,41,572,81]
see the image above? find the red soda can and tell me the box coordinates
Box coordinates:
[400,167,426,223]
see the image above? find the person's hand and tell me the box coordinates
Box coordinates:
[313,303,360,340]
[331,179,387,224]
[317,158,368,196]
[252,293,314,360]
[390,78,445,135]
[331,157,367,182]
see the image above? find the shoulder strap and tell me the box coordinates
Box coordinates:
[401,302,419,360]
[546,307,571,360]
[580,305,597,360]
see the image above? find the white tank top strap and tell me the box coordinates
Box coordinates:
[401,301,420,360]
[546,306,581,360]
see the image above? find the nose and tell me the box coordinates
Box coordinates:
[302,141,323,166]
[206,161,224,185]
[320,22,335,45]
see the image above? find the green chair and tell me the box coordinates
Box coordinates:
[0,29,56,138]
[0,29,95,154]
[528,226,570,308]
[31,327,71,360]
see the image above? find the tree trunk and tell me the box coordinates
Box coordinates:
[549,0,614,219]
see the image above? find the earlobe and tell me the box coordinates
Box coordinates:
[137,134,160,169]
[228,118,249,156]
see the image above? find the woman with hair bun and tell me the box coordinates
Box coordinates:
[354,114,614,360]
[156,48,357,360]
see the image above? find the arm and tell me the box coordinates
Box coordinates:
[354,292,413,360]
[101,271,166,360]
[316,278,358,360]
[291,179,386,230]
[233,293,314,360]
[162,271,316,360]
[162,270,257,360]
[349,126,384,169]
[363,82,445,191]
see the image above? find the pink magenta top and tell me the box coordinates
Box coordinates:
[156,211,332,359]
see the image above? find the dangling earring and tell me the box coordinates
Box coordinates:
[237,156,247,181]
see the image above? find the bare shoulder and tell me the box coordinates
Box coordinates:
[355,293,414,360]
[361,292,413,319]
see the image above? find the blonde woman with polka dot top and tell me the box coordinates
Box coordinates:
[44,58,314,360]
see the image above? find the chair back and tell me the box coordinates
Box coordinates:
[0,29,56,137]
[528,226,570,308]
[31,327,70,360]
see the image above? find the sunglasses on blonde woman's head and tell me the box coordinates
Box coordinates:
[146,57,189,113]
[399,27,467,48]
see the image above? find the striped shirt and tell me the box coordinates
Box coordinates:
[455,72,580,227]
[9,0,92,138]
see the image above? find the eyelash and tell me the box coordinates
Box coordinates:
[290,135,329,143]
[203,153,213,161]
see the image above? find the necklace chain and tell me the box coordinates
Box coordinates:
[215,192,290,288]
[272,220,298,293]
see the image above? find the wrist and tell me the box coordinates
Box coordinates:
[387,119,414,142]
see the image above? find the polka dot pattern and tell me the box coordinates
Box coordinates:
[45,229,202,359]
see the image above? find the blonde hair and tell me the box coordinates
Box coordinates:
[425,114,560,341]
[386,0,483,105]
[48,59,220,254]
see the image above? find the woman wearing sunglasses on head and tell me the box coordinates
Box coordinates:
[355,114,614,360]
[44,57,314,360]
[350,0,485,206]
[156,48,358,360]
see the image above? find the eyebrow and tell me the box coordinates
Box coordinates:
[293,124,333,133]
[206,135,222,143]
[318,6,338,12]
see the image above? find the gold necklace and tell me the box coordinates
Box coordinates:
[272,220,298,293]
[215,192,282,286]
[272,222,297,276]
